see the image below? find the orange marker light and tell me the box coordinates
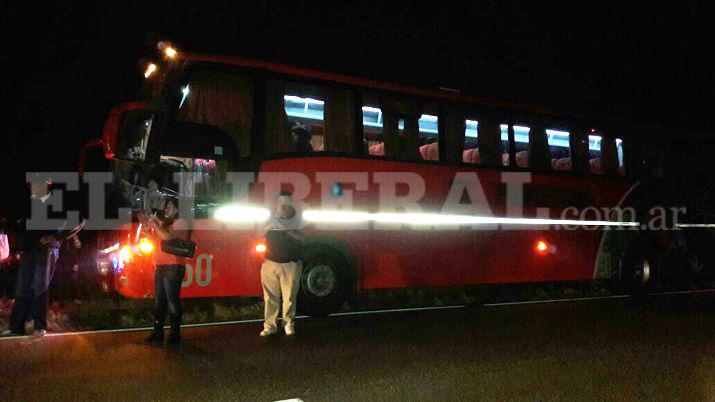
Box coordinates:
[164,47,177,59]
[255,243,267,253]
[535,240,549,254]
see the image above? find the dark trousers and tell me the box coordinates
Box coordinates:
[9,249,58,333]
[153,264,185,330]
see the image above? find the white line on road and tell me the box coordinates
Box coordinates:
[1,288,712,341]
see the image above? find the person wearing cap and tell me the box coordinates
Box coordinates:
[259,192,305,337]
[1,174,65,337]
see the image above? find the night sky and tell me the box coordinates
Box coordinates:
[3,1,714,212]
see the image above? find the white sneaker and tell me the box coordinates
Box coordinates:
[284,324,295,336]
[33,329,47,338]
[259,328,277,337]
[0,329,14,337]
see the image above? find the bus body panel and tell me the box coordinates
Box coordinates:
[110,156,634,299]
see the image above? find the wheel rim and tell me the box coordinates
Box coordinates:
[636,259,651,285]
[303,264,337,298]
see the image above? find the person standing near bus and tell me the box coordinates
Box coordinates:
[1,174,64,337]
[142,198,190,344]
[260,192,305,337]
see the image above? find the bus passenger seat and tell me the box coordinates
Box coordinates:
[516,150,529,168]
[369,142,385,156]
[419,142,439,160]
[552,157,572,171]
[462,148,481,164]
[589,158,602,174]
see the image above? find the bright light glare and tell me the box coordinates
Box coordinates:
[362,106,381,113]
[301,210,639,227]
[138,238,154,254]
[179,85,190,108]
[100,242,120,254]
[214,205,271,223]
[144,63,157,78]
[419,114,438,122]
[118,245,132,262]
[164,47,177,58]
[536,240,549,252]
[301,210,371,223]
[255,243,267,253]
[284,95,324,105]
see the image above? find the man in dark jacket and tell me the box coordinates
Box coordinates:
[259,192,305,337]
[1,174,67,337]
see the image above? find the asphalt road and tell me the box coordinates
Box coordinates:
[1,293,714,402]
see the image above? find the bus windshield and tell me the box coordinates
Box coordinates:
[175,68,254,159]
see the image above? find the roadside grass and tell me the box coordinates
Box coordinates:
[0,279,709,333]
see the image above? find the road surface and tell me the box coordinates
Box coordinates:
[1,293,714,401]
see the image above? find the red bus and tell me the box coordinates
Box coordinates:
[82,43,708,315]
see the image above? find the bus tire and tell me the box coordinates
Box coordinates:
[620,235,656,298]
[297,247,352,317]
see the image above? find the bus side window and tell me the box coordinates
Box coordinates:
[417,113,439,161]
[510,124,531,167]
[267,80,356,155]
[588,132,603,174]
[462,119,480,164]
[362,96,385,157]
[547,129,572,171]
[616,138,626,176]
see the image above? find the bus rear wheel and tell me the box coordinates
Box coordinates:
[297,248,352,317]
[620,237,656,298]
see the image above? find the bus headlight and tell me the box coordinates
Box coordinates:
[118,245,132,262]
[138,238,154,254]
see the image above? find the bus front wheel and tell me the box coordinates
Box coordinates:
[298,248,352,317]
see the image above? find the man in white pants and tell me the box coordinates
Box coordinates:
[260,192,305,337]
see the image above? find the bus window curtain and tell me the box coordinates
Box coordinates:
[444,108,466,163]
[402,116,421,159]
[478,117,501,167]
[177,70,254,158]
[264,80,291,154]
[323,88,356,153]
[601,133,619,175]
[570,124,590,173]
[380,96,421,159]
[528,118,551,170]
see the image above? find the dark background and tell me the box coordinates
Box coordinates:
[2,1,714,214]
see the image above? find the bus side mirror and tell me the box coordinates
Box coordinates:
[101,101,150,160]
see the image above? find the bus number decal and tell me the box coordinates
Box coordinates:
[181,265,193,288]
[181,253,213,288]
[195,253,212,287]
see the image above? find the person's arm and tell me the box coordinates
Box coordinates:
[148,215,173,240]
[257,216,284,236]
[284,229,305,244]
